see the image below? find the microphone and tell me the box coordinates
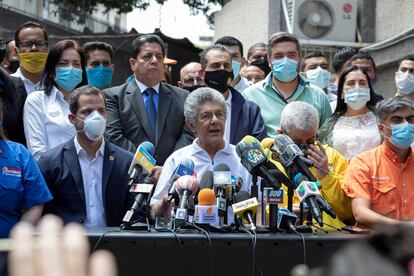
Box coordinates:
[273,134,317,182]
[232,191,258,233]
[194,188,219,225]
[213,164,232,220]
[121,176,154,228]
[128,141,156,186]
[293,174,324,226]
[167,158,195,202]
[231,176,243,193]
[194,170,213,205]
[277,207,298,233]
[294,173,336,220]
[174,175,198,227]
[236,139,281,190]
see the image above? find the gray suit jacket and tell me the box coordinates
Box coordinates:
[104,80,188,165]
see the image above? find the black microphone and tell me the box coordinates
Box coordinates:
[167,158,195,202]
[277,207,298,233]
[232,191,259,233]
[194,170,213,205]
[121,176,154,228]
[213,164,232,221]
[273,134,318,182]
[174,175,198,227]
[236,139,281,190]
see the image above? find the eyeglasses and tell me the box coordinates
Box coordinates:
[183,76,203,85]
[198,111,226,123]
[19,40,48,50]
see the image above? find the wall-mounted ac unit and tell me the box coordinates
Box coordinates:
[289,0,358,43]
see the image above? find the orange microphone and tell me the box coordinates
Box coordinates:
[194,188,219,225]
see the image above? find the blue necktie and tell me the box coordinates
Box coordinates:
[144,88,157,141]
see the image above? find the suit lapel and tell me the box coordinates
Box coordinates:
[230,89,242,143]
[156,83,172,145]
[63,141,85,204]
[102,141,115,207]
[125,80,153,140]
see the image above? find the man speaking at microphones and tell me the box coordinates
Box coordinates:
[151,87,252,216]
[267,101,353,229]
[38,85,134,227]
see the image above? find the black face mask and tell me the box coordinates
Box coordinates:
[0,49,5,64]
[204,69,234,93]
[8,60,19,74]
[184,85,205,93]
[250,59,271,76]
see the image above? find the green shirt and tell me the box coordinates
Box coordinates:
[243,73,332,138]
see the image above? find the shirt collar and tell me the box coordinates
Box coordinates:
[15,68,42,86]
[190,138,233,156]
[381,142,413,164]
[225,90,232,106]
[74,135,105,158]
[135,78,160,94]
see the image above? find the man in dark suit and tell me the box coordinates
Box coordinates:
[185,44,267,145]
[38,85,133,226]
[104,34,188,165]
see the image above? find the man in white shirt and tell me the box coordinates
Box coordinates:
[38,85,134,227]
[11,21,49,94]
[151,87,253,211]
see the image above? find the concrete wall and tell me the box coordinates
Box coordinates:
[375,0,414,41]
[214,0,272,55]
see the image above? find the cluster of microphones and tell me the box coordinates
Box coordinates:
[120,134,337,234]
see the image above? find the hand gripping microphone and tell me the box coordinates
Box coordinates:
[121,176,155,228]
[194,188,219,225]
[128,141,156,186]
[174,175,198,227]
[213,164,232,219]
[232,191,259,233]
[277,207,298,233]
[236,139,281,190]
[167,158,195,202]
[273,134,317,182]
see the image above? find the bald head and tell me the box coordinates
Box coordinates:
[178,62,205,91]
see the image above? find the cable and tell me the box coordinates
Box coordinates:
[187,223,213,276]
[239,227,263,276]
[92,229,121,254]
[293,230,307,266]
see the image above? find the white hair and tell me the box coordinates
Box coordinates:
[184,87,226,123]
[280,101,319,132]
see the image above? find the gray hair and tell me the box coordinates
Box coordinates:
[184,87,227,123]
[280,101,319,132]
[376,96,414,123]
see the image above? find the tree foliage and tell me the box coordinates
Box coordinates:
[51,0,222,24]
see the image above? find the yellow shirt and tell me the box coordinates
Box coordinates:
[267,145,352,230]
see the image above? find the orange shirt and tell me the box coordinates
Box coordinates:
[343,143,414,221]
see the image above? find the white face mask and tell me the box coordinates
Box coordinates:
[344,87,371,110]
[395,72,414,94]
[306,67,331,89]
[76,110,106,141]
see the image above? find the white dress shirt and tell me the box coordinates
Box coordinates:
[224,90,232,142]
[74,136,106,228]
[11,68,44,94]
[23,86,76,160]
[150,138,252,206]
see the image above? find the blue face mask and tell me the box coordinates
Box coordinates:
[232,60,241,77]
[55,66,83,91]
[86,65,113,89]
[386,122,414,149]
[272,57,298,82]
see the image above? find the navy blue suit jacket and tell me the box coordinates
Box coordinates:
[37,139,134,226]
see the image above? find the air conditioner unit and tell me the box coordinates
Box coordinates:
[289,0,358,43]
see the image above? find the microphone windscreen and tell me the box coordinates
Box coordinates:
[181,158,194,170]
[213,163,230,172]
[235,140,253,157]
[274,134,295,153]
[141,141,155,155]
[261,137,275,149]
[199,171,213,190]
[233,190,251,203]
[198,188,216,205]
[175,175,198,194]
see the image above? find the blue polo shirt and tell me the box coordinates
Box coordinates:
[0,140,52,237]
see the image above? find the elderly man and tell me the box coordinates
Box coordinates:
[277,101,352,226]
[150,87,252,207]
[177,62,205,92]
[344,97,414,227]
[243,32,332,137]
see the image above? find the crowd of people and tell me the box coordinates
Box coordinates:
[0,20,414,245]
